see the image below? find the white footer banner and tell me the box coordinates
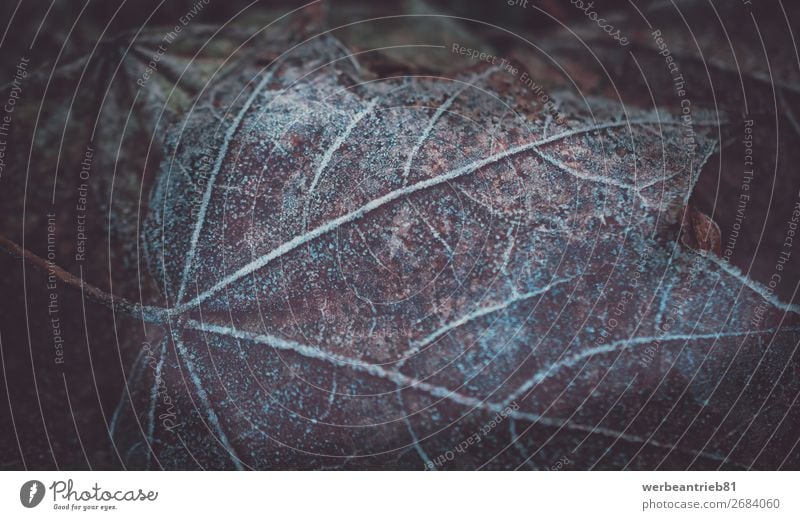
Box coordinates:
[1,471,796,518]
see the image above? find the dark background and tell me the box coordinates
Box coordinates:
[2,0,799,469]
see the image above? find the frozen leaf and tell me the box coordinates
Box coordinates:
[107,31,800,469]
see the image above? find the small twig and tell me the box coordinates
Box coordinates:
[0,234,170,324]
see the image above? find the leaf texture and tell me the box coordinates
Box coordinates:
[103,32,800,470]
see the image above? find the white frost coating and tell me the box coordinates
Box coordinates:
[171,330,245,470]
[499,223,517,281]
[184,319,739,464]
[408,275,579,353]
[409,203,454,256]
[401,66,499,181]
[173,117,699,314]
[175,66,277,303]
[703,252,800,315]
[145,339,167,470]
[308,98,379,196]
[397,391,434,468]
[635,142,717,193]
[505,326,800,405]
[535,148,635,190]
[399,67,499,258]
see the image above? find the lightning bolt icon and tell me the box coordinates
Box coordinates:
[28,482,37,504]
